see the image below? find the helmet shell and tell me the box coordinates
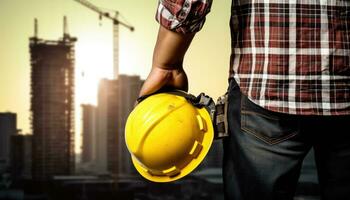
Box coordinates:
[125,92,214,182]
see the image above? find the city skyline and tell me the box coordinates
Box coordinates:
[0,0,231,153]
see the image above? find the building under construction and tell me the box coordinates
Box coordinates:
[30,18,76,181]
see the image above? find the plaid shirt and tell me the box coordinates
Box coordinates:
[156,0,350,116]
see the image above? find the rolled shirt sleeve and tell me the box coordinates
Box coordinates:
[156,0,213,34]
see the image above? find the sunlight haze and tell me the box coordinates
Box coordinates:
[0,0,231,153]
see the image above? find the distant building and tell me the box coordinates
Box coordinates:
[0,112,17,173]
[81,104,96,164]
[30,19,76,181]
[10,134,32,180]
[94,75,143,176]
[94,79,117,174]
[114,75,143,177]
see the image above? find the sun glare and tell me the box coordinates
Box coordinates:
[75,34,113,105]
[74,32,114,154]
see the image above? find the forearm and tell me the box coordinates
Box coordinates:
[152,26,195,70]
[138,0,211,97]
[139,26,195,96]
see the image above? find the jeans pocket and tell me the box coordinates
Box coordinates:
[240,95,300,145]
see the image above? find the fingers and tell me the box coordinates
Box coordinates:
[139,68,171,97]
[139,68,188,97]
[171,68,188,92]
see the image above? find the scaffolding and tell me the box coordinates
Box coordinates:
[30,17,76,181]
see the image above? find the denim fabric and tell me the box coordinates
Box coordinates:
[223,78,350,200]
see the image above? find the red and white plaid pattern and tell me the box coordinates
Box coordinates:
[156,0,350,116]
[156,0,212,33]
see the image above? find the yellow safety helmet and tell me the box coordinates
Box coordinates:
[125,91,215,182]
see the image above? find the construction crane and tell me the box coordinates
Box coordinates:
[74,0,134,79]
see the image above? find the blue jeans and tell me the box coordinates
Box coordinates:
[223,79,350,200]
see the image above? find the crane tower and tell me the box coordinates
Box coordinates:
[74,0,134,79]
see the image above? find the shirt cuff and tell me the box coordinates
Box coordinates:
[155,0,212,34]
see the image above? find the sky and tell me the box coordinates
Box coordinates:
[0,0,231,153]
